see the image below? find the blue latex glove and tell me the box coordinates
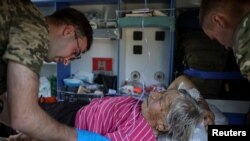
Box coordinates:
[77,129,110,141]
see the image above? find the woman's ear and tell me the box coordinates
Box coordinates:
[150,92,162,99]
[156,122,170,133]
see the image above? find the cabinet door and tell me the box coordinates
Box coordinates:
[117,0,175,87]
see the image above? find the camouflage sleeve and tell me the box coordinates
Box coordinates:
[232,12,250,81]
[3,2,48,76]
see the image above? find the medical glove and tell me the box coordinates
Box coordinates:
[77,129,110,141]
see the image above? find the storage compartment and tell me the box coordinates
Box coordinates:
[59,86,103,103]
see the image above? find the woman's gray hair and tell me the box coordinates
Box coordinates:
[158,90,203,141]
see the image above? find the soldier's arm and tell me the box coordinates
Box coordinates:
[7,61,77,141]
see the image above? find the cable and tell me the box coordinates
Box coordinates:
[127,0,151,137]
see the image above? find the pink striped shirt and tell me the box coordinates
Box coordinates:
[75,96,156,141]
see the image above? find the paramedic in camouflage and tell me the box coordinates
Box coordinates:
[0,0,109,141]
[0,0,48,94]
[233,14,250,81]
[199,0,250,81]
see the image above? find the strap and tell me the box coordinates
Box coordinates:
[183,67,245,80]
[0,99,3,113]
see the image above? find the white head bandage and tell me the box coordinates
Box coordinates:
[178,82,201,101]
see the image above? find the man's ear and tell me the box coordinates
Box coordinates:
[62,25,75,37]
[211,13,226,28]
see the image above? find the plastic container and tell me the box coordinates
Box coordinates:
[63,78,82,87]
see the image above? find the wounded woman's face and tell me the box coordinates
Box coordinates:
[141,89,180,134]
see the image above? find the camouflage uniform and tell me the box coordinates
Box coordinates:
[0,0,49,95]
[232,12,250,82]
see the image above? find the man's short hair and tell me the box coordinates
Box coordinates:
[48,8,93,52]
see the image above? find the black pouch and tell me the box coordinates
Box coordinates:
[0,99,3,113]
[0,62,7,94]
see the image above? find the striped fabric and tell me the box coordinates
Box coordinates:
[75,96,156,141]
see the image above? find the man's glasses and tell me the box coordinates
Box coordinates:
[71,32,82,60]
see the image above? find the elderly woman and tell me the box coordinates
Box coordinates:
[5,75,214,141]
[71,75,214,141]
[141,75,214,141]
